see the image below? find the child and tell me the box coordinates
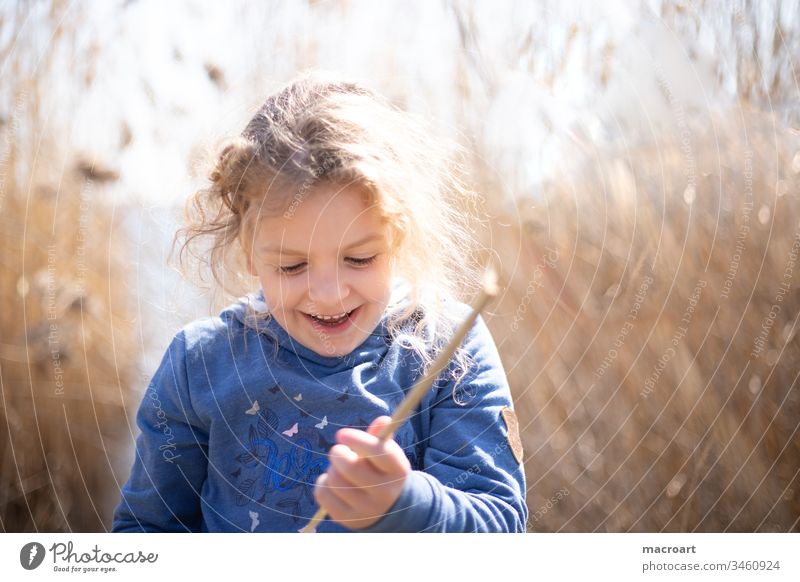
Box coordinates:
[112,76,527,533]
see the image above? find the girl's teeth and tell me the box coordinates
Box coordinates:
[311,309,353,323]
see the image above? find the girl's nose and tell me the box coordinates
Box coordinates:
[306,265,350,307]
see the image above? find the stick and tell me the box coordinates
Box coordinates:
[300,267,500,533]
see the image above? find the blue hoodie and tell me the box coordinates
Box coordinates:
[112,291,527,532]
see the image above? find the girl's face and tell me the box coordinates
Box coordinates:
[247,183,395,357]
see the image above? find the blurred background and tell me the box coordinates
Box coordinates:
[1,0,798,532]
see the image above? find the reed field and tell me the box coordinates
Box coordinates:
[0,1,137,532]
[487,113,800,531]
[1,0,798,532]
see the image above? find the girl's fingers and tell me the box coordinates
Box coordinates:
[314,473,354,520]
[316,469,388,529]
[335,427,410,475]
[323,466,375,508]
[316,431,411,530]
[328,444,387,489]
[366,415,392,437]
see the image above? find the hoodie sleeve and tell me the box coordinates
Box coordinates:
[357,314,528,533]
[112,330,209,532]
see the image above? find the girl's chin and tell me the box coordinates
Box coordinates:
[303,335,360,357]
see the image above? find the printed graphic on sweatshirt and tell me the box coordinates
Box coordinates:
[232,400,329,521]
[233,389,425,528]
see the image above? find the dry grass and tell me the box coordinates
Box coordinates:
[0,2,137,533]
[2,0,798,533]
[486,111,800,531]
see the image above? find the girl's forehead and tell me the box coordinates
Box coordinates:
[261,181,373,221]
[253,184,390,253]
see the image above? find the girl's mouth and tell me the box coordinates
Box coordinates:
[303,306,360,332]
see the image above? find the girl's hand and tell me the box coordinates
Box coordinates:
[314,416,411,530]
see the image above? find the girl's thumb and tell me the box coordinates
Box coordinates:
[367,415,393,437]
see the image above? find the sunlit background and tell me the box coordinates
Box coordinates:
[1,0,799,532]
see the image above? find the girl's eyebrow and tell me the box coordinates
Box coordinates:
[259,232,385,255]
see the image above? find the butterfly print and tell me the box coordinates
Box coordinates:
[248,510,260,532]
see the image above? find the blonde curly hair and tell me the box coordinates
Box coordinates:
[176,74,482,385]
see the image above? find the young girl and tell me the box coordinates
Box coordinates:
[112,76,527,533]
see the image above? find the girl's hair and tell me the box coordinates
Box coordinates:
[176,74,482,391]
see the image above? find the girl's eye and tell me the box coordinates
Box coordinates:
[277,262,306,275]
[346,255,377,267]
[275,256,377,275]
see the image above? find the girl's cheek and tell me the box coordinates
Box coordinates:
[363,284,393,306]
[263,276,301,308]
